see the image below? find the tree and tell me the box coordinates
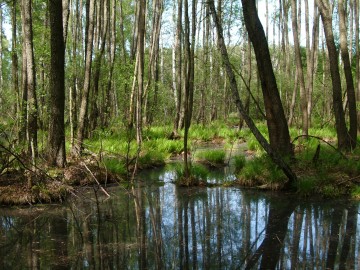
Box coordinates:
[47,0,66,167]
[316,0,354,150]
[71,0,95,157]
[209,0,297,184]
[338,0,357,149]
[291,0,308,136]
[241,0,293,157]
[21,0,38,163]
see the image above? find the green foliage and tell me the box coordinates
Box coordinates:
[233,155,246,172]
[195,149,226,166]
[238,155,287,187]
[173,163,209,186]
[297,176,317,196]
[351,186,360,199]
[103,158,126,175]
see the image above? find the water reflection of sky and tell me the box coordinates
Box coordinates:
[1,165,360,269]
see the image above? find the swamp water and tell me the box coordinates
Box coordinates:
[1,164,360,269]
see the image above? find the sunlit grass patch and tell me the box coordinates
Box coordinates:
[103,158,126,175]
[233,155,246,173]
[195,149,226,167]
[173,163,209,186]
[237,155,287,188]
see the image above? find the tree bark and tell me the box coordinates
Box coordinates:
[172,0,183,136]
[135,0,146,144]
[209,0,297,184]
[71,0,95,157]
[291,0,308,136]
[48,0,66,167]
[241,0,293,157]
[22,0,38,160]
[316,0,352,150]
[338,0,357,148]
[11,0,20,125]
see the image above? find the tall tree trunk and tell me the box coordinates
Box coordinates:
[316,0,352,150]
[306,2,319,125]
[172,0,183,136]
[209,0,297,184]
[104,0,116,127]
[0,7,3,98]
[11,0,20,126]
[143,0,163,125]
[355,0,360,131]
[241,0,293,157]
[62,0,70,44]
[291,0,308,136]
[135,0,146,144]
[71,0,95,157]
[48,0,66,167]
[338,0,357,148]
[183,0,192,177]
[90,0,108,133]
[22,0,38,161]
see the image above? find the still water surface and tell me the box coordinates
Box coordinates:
[1,165,360,269]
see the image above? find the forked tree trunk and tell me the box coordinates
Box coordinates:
[241,0,293,157]
[209,0,297,184]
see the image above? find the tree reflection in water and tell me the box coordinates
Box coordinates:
[0,168,360,269]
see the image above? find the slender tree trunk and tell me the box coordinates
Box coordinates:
[71,0,95,157]
[316,0,352,150]
[62,0,70,44]
[355,0,360,131]
[306,2,319,124]
[135,0,146,144]
[183,0,191,177]
[143,0,163,125]
[104,0,116,127]
[0,7,3,98]
[19,0,28,143]
[22,0,38,161]
[11,0,20,125]
[48,0,66,167]
[291,0,308,136]
[209,0,297,184]
[339,0,357,148]
[90,0,108,133]
[172,0,183,136]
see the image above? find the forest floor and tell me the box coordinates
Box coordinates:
[0,155,122,205]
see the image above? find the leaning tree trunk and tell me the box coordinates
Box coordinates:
[209,0,297,184]
[241,0,293,157]
[316,0,352,150]
[71,0,95,157]
[48,0,66,167]
[355,0,360,132]
[338,0,357,149]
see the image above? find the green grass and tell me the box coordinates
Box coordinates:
[237,155,287,187]
[103,158,126,175]
[173,163,209,186]
[195,149,226,166]
[233,155,246,172]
